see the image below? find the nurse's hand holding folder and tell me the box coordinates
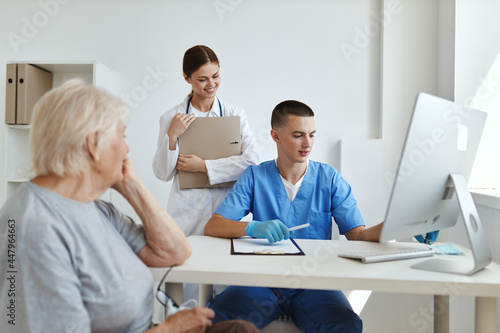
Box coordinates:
[167,113,194,150]
[167,113,208,173]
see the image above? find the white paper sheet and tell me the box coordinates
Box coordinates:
[232,237,302,255]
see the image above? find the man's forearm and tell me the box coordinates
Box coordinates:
[204,214,248,238]
[357,222,383,242]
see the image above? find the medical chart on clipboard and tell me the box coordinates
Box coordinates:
[231,237,305,255]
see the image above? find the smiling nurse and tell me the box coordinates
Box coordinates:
[152,45,260,237]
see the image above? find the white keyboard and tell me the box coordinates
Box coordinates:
[338,245,435,263]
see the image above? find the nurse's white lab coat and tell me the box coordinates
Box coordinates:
[152,95,260,236]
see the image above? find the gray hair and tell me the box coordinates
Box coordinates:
[29,79,128,177]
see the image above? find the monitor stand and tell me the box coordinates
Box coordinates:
[412,174,492,275]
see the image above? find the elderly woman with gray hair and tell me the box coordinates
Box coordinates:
[0,80,257,333]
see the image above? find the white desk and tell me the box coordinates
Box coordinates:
[150,236,500,333]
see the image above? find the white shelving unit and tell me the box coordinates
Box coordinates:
[6,124,31,197]
[3,61,113,201]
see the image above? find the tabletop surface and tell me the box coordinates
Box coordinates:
[150,236,500,297]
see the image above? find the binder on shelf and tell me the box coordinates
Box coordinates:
[4,64,53,125]
[5,64,17,124]
[178,116,241,189]
[16,64,53,124]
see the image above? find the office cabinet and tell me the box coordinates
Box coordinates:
[3,61,113,201]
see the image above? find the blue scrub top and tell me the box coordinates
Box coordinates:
[215,160,365,240]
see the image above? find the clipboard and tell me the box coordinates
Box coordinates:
[178,116,241,189]
[231,237,305,255]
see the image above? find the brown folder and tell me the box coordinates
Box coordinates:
[5,64,18,124]
[16,64,53,124]
[178,116,241,189]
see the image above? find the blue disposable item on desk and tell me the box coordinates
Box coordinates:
[432,242,464,255]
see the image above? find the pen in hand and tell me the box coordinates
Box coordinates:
[289,223,310,232]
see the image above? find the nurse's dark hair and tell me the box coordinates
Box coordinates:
[183,45,219,77]
[271,100,315,129]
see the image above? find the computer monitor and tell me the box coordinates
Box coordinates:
[379,92,492,275]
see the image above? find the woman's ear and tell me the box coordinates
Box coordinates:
[183,73,191,84]
[86,131,101,162]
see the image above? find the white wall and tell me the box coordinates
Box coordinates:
[341,0,440,226]
[0,0,381,212]
[455,0,500,190]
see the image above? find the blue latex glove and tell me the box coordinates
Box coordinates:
[245,219,292,243]
[415,230,439,245]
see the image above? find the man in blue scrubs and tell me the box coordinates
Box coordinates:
[204,100,382,332]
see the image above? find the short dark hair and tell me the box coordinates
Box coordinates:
[183,45,219,77]
[271,100,315,129]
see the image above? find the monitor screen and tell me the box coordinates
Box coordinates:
[379,92,491,274]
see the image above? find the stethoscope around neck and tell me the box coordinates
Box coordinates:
[186,95,223,117]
